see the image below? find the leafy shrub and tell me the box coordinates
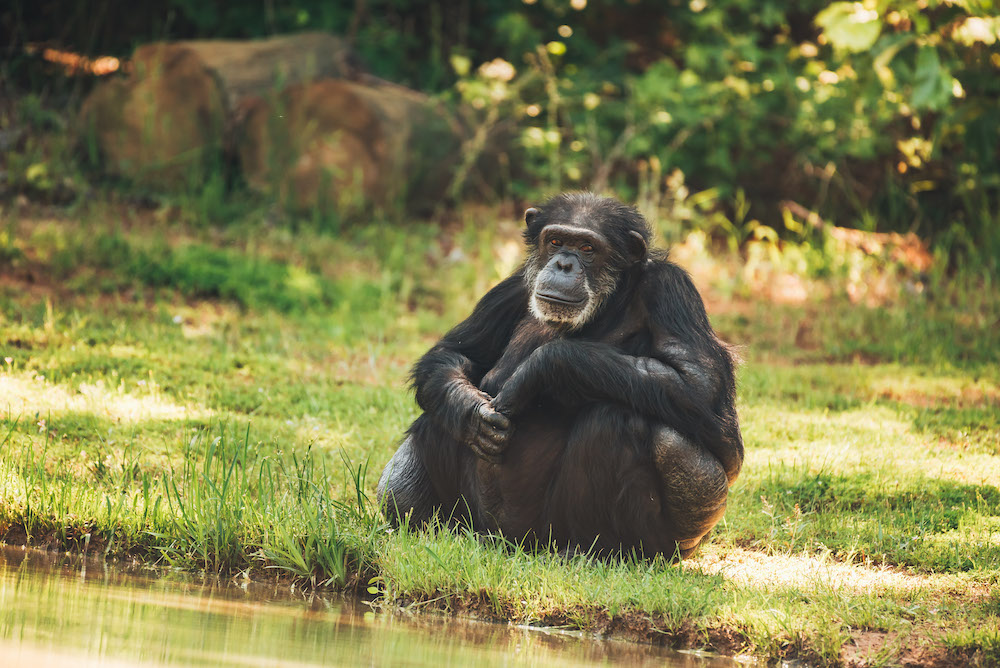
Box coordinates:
[6,0,998,267]
[448,1,999,266]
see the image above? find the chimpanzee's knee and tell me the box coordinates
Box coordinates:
[652,425,729,552]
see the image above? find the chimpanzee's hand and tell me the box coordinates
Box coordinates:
[489,388,518,419]
[465,401,511,464]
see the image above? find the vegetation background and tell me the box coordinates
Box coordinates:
[3,0,1000,264]
[1,1,999,667]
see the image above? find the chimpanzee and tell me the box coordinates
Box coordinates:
[377,192,743,559]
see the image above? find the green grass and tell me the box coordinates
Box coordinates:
[1,200,999,666]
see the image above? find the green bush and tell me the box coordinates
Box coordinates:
[470,1,999,264]
[4,0,998,267]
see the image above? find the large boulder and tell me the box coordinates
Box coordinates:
[79,33,356,190]
[236,79,462,216]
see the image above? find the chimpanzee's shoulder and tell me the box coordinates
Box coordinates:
[637,252,711,331]
[640,252,699,296]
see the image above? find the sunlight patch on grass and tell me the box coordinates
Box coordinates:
[741,402,1000,485]
[920,516,1000,552]
[743,405,913,466]
[745,402,910,441]
[286,345,415,387]
[930,454,1000,486]
[691,546,982,598]
[0,371,211,423]
[290,414,353,450]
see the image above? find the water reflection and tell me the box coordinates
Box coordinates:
[0,545,734,667]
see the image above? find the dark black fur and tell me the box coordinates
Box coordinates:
[377,192,743,559]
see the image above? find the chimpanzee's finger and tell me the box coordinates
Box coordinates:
[482,409,511,431]
[469,437,504,464]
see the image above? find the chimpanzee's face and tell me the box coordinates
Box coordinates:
[521,195,648,330]
[527,223,611,327]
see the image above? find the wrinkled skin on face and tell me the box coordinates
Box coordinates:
[523,205,646,330]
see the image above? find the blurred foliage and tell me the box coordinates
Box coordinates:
[2,0,999,268]
[447,0,999,269]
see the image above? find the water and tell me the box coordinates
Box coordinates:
[0,545,735,667]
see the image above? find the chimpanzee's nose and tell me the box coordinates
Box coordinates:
[555,256,576,272]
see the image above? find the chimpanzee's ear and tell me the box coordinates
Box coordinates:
[524,207,539,226]
[627,230,647,264]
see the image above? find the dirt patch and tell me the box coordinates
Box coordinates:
[1,523,109,556]
[691,548,993,666]
[398,589,735,652]
[1,524,29,547]
[840,628,972,668]
[0,260,72,301]
[874,626,985,668]
[690,547,988,600]
[842,630,900,666]
[874,385,1000,410]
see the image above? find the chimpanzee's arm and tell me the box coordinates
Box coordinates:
[493,262,742,476]
[410,272,528,461]
[491,338,717,427]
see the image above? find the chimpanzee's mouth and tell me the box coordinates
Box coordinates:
[537,293,586,306]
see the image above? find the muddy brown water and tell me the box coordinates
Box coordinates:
[0,545,736,667]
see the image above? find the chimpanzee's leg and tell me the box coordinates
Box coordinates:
[651,425,729,558]
[541,405,670,556]
[377,435,440,526]
[541,406,728,559]
[377,415,476,527]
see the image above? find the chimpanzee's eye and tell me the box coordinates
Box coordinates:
[549,238,563,247]
[580,244,594,253]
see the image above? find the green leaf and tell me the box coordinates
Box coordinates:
[816,2,882,52]
[872,35,914,87]
[911,46,952,111]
